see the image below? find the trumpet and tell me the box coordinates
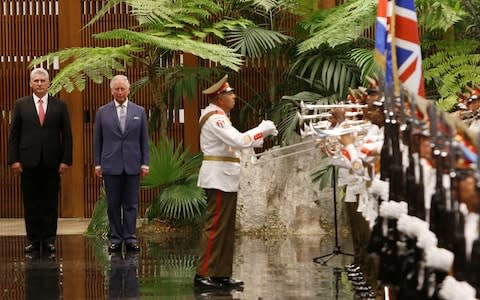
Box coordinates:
[248,102,371,165]
[297,111,364,125]
[299,101,367,113]
[300,119,370,137]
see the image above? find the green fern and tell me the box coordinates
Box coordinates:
[423,39,480,100]
[94,29,243,71]
[297,0,464,52]
[436,96,458,112]
[30,46,140,95]
[416,0,465,31]
[297,0,377,51]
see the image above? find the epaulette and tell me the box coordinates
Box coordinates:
[199,110,226,130]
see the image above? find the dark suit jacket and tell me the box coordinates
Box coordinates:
[7,95,73,168]
[93,101,149,175]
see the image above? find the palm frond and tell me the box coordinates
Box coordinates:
[350,48,378,84]
[311,159,334,191]
[144,176,206,222]
[141,139,202,189]
[226,26,292,57]
[289,46,361,99]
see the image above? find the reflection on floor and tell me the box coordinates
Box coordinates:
[0,233,354,299]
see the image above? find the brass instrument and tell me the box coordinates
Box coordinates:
[249,102,372,164]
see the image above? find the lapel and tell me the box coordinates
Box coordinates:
[124,103,135,134]
[24,96,40,126]
[43,96,54,126]
[27,96,43,127]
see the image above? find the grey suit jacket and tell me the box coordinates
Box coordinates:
[93,101,149,175]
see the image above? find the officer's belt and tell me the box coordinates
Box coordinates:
[203,155,240,163]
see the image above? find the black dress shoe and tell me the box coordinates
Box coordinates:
[108,243,122,252]
[194,275,224,289]
[43,242,56,253]
[125,243,140,252]
[212,277,244,287]
[24,243,40,253]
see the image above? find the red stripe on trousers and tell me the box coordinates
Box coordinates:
[200,190,222,276]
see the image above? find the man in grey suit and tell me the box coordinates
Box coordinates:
[94,75,149,252]
[8,67,72,254]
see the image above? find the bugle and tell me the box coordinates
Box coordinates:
[297,111,364,125]
[299,101,367,114]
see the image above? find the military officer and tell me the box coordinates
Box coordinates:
[194,75,277,290]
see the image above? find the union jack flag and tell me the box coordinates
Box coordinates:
[375,0,425,97]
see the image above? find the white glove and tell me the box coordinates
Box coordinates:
[252,139,264,148]
[259,120,278,137]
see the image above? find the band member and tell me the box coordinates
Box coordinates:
[194,75,277,290]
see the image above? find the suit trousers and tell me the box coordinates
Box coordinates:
[196,189,237,277]
[21,166,60,244]
[103,173,140,245]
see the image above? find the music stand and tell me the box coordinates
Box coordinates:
[313,165,353,265]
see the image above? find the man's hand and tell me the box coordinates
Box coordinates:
[140,167,149,179]
[259,120,278,137]
[94,167,102,178]
[11,162,23,174]
[58,163,69,175]
[339,133,355,146]
[328,108,345,127]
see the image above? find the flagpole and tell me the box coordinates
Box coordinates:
[389,0,400,97]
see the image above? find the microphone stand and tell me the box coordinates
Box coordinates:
[313,165,353,265]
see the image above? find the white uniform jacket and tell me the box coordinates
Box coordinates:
[197,104,263,192]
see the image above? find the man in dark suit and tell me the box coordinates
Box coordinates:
[8,67,73,254]
[94,75,149,253]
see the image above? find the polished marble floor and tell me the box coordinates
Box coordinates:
[0,231,355,299]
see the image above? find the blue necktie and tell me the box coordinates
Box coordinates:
[118,105,126,132]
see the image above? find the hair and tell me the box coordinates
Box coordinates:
[30,68,49,80]
[110,75,130,89]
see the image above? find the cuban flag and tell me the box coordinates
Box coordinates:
[375,0,425,97]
